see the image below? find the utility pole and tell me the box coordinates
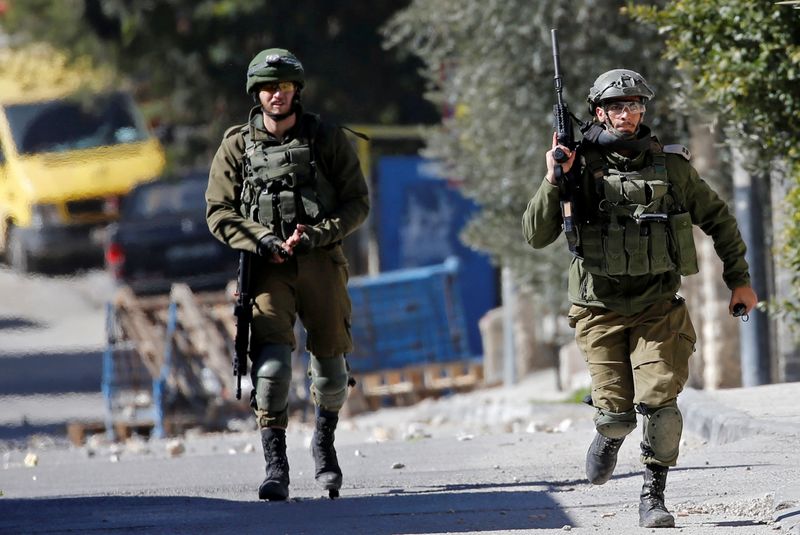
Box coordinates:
[732,146,771,385]
[501,266,517,386]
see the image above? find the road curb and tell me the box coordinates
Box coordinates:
[678,387,800,445]
[774,483,800,535]
[680,387,800,533]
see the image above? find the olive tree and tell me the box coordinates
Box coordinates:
[630,0,800,373]
[383,0,682,322]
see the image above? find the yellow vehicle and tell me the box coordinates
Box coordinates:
[0,44,165,272]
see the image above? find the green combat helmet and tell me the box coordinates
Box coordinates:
[246,48,305,94]
[586,69,655,114]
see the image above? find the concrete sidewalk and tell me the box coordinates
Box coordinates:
[679,382,800,534]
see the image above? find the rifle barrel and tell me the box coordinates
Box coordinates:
[551,29,564,103]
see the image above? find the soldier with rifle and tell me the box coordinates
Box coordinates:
[522,30,758,528]
[206,48,369,501]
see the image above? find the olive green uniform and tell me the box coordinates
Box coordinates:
[207,109,369,428]
[522,134,750,466]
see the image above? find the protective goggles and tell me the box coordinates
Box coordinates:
[258,81,296,93]
[603,100,646,115]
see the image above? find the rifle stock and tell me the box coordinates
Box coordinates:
[233,250,252,400]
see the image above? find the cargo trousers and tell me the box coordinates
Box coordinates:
[569,298,696,465]
[250,244,352,356]
[248,244,353,428]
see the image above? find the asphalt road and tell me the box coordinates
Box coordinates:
[0,267,109,442]
[1,410,793,534]
[0,267,796,534]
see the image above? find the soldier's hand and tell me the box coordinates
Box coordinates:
[546,132,576,185]
[258,235,291,264]
[284,224,306,251]
[730,285,758,316]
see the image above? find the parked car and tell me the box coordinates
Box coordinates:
[104,170,237,294]
[1,44,166,274]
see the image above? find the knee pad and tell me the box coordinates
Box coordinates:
[594,408,637,439]
[251,344,293,415]
[640,402,683,465]
[308,354,349,412]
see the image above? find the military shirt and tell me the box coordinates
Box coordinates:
[521,136,751,316]
[206,110,369,254]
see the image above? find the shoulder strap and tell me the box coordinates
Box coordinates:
[649,137,667,181]
[581,143,608,198]
[242,123,256,158]
[300,113,321,173]
[649,137,689,210]
[243,107,261,159]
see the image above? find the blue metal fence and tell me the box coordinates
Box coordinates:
[347,257,473,374]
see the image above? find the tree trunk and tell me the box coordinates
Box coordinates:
[769,160,800,382]
[685,121,741,389]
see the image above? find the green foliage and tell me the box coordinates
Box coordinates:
[777,159,800,321]
[629,1,800,160]
[630,0,800,327]
[566,386,592,405]
[383,0,683,315]
[1,0,437,167]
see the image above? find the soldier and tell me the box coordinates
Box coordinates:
[206,48,369,501]
[522,69,758,528]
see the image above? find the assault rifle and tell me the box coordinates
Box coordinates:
[232,250,252,400]
[550,28,580,254]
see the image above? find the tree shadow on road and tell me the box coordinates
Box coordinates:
[0,490,573,534]
[0,316,41,330]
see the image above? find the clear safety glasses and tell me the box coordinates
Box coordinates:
[604,101,646,115]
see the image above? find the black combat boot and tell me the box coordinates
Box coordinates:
[311,409,342,497]
[639,464,675,528]
[585,432,625,485]
[258,428,290,501]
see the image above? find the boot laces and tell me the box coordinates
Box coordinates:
[642,467,668,502]
[598,436,623,455]
[314,421,338,468]
[265,436,288,474]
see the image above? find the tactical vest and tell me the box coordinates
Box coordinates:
[578,140,698,278]
[239,114,337,240]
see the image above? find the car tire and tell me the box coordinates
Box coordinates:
[6,226,31,274]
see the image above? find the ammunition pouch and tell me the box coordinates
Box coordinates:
[668,211,698,276]
[239,114,337,240]
[578,149,697,277]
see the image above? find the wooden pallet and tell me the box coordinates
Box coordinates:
[66,420,155,446]
[352,360,484,411]
[65,407,251,446]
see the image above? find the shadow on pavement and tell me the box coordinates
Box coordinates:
[0,350,102,395]
[0,423,66,442]
[0,317,41,330]
[0,490,573,534]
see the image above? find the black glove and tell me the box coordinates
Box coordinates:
[257,235,289,259]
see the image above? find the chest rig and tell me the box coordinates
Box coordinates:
[578,139,698,278]
[239,114,337,240]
